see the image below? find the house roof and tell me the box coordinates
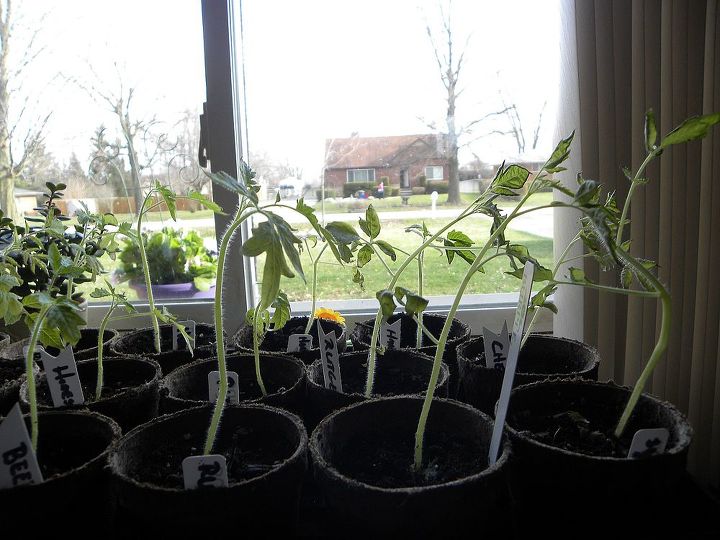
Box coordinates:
[325,134,446,169]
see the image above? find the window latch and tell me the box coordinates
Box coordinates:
[198,102,209,168]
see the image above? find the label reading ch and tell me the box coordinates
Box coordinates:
[488,261,535,466]
[380,319,402,350]
[287,334,313,353]
[25,345,84,408]
[318,321,343,393]
[482,321,510,370]
[173,320,196,351]
[182,455,229,489]
[627,428,669,458]
[0,403,44,490]
[208,371,240,404]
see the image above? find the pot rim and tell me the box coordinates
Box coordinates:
[306,349,450,397]
[234,315,346,354]
[161,352,306,405]
[109,323,219,357]
[20,356,162,409]
[457,333,600,377]
[310,394,510,495]
[350,312,471,350]
[108,403,308,493]
[505,378,693,462]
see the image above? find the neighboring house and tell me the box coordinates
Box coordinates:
[14,187,44,216]
[324,133,449,192]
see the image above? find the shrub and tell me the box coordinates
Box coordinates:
[343,182,375,197]
[416,174,427,187]
[426,180,449,194]
[388,186,400,197]
[411,186,426,195]
[316,188,339,200]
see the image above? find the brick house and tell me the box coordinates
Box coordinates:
[323,133,449,192]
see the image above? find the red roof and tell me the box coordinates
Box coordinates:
[325,134,446,169]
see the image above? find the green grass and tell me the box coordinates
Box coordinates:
[257,216,553,302]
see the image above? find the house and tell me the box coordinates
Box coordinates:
[323,133,448,192]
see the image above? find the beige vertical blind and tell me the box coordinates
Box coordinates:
[556,0,720,487]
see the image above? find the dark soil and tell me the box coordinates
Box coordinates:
[136,424,297,489]
[260,319,342,352]
[471,345,586,375]
[36,374,138,404]
[33,421,110,479]
[179,372,287,402]
[115,324,216,354]
[338,363,431,395]
[512,408,632,457]
[335,429,486,488]
[0,362,24,383]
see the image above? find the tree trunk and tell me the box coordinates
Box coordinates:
[447,148,460,205]
[0,173,18,222]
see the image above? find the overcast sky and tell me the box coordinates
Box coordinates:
[11,0,559,185]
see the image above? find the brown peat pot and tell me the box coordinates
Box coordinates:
[234,316,346,365]
[305,349,450,430]
[159,352,306,416]
[350,312,471,397]
[0,356,39,416]
[457,333,600,415]
[505,379,693,537]
[0,410,121,533]
[0,327,119,364]
[310,396,513,537]
[109,323,221,375]
[20,357,161,432]
[109,404,308,536]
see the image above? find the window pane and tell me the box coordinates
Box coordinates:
[10,1,215,303]
[239,0,558,305]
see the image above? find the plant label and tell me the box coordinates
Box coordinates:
[25,345,84,408]
[627,428,669,458]
[489,261,535,466]
[482,321,510,369]
[287,334,313,353]
[318,321,343,393]
[380,320,402,350]
[207,371,240,404]
[173,320,196,351]
[182,455,228,489]
[0,403,43,490]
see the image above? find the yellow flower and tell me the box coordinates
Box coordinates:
[314,307,345,326]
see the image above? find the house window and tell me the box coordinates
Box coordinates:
[425,166,443,181]
[347,169,376,183]
[213,1,560,333]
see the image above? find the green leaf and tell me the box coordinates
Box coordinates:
[325,221,361,244]
[352,268,365,290]
[48,242,61,271]
[242,222,273,257]
[375,289,396,319]
[545,131,575,172]
[103,213,118,227]
[44,300,86,347]
[375,240,396,262]
[90,288,111,299]
[270,291,291,330]
[394,286,428,315]
[494,164,531,190]
[568,267,591,284]
[187,190,225,214]
[364,205,381,239]
[660,112,720,148]
[155,184,177,220]
[357,244,373,268]
[644,109,658,152]
[491,186,517,197]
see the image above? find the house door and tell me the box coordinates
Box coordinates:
[400,169,409,188]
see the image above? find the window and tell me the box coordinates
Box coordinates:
[425,166,443,180]
[347,169,376,183]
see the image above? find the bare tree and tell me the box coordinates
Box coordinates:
[497,83,547,156]
[0,0,51,221]
[422,0,510,205]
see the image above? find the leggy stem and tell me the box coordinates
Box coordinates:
[25,305,50,451]
[416,252,424,348]
[304,242,328,334]
[137,196,161,354]
[95,299,116,401]
[616,150,659,245]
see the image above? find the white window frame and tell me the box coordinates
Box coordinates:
[90,0,553,337]
[425,165,444,181]
[346,168,376,183]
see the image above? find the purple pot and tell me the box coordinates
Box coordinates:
[192,285,216,299]
[131,282,196,300]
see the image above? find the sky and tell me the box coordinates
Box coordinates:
[9,0,559,187]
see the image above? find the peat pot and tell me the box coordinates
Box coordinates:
[110,323,220,375]
[350,312,471,397]
[160,353,306,416]
[109,404,308,536]
[505,379,693,537]
[0,327,119,364]
[457,334,600,415]
[20,357,161,432]
[0,410,121,534]
[234,316,346,366]
[310,396,512,537]
[305,349,449,431]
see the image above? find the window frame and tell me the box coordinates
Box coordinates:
[346,168,376,183]
[89,0,554,337]
[425,165,443,181]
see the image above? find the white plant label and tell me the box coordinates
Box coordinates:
[182,455,228,489]
[627,428,669,458]
[173,320,196,351]
[489,261,535,466]
[318,321,343,393]
[207,371,240,404]
[26,345,84,408]
[380,320,402,350]
[0,403,43,490]
[287,334,313,353]
[482,321,510,369]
